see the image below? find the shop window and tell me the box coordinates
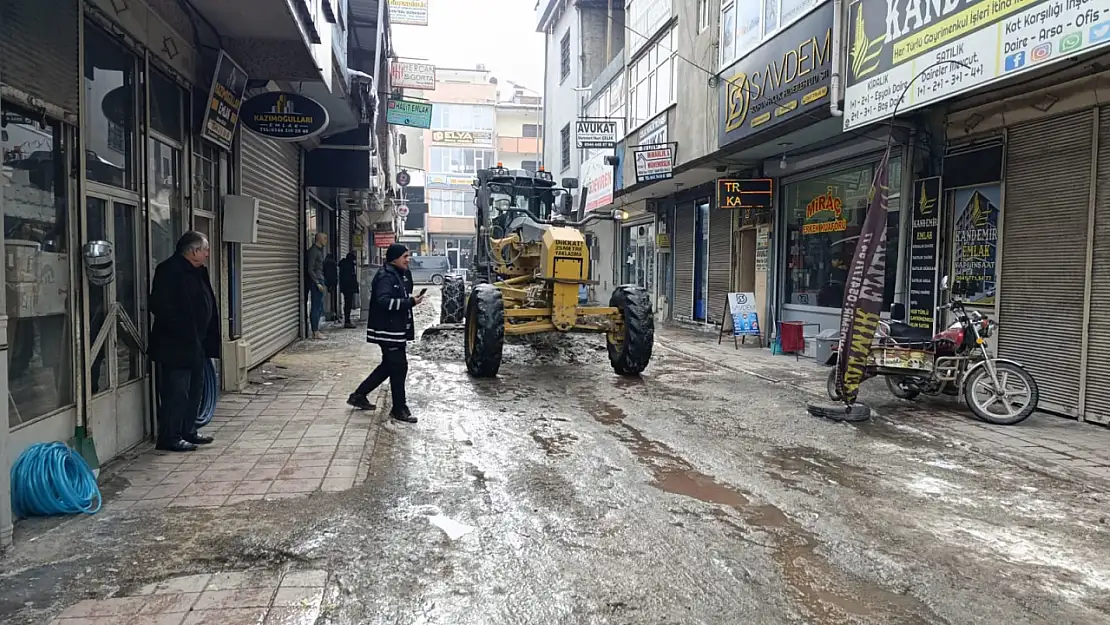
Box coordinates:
[783,159,901,310]
[1,103,75,425]
[521,160,538,172]
[698,0,711,32]
[193,142,221,213]
[148,139,183,265]
[84,24,136,189]
[149,69,184,141]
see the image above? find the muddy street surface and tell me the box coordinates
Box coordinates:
[2,287,1110,625]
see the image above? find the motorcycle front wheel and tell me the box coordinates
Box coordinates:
[886,375,921,400]
[964,361,1039,425]
[826,369,842,401]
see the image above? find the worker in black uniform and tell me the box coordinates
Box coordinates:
[347,243,423,422]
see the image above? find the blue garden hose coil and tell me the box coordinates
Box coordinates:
[10,442,102,518]
[195,358,218,427]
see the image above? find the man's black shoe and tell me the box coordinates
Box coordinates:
[402,405,413,418]
[185,434,214,445]
[347,393,375,410]
[344,322,356,329]
[156,440,197,452]
[391,409,417,424]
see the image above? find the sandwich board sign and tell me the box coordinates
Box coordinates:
[718,292,762,348]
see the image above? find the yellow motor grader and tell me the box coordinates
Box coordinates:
[436,165,654,378]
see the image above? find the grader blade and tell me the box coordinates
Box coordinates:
[421,323,464,339]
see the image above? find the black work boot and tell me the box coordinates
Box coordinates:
[347,393,375,410]
[391,407,417,423]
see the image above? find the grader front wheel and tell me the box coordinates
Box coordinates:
[464,284,504,378]
[607,285,654,376]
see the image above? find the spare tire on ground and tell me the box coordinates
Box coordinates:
[607,285,654,376]
[464,284,504,378]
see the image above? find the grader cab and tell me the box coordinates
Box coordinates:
[437,165,654,378]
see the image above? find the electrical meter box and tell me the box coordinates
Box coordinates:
[223,195,260,243]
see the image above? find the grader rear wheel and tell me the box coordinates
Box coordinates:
[440,275,466,324]
[607,285,654,376]
[464,284,504,378]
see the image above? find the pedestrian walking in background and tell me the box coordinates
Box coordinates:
[347,244,423,423]
[338,250,359,328]
[149,231,221,452]
[305,232,327,339]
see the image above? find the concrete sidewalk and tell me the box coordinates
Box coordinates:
[659,325,1110,490]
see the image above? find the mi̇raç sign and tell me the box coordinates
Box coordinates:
[390,60,436,90]
[843,0,1110,130]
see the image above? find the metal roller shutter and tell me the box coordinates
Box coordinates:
[673,203,695,321]
[706,209,731,325]
[1,0,80,114]
[339,209,350,257]
[241,132,302,368]
[998,110,1092,416]
[1084,108,1110,424]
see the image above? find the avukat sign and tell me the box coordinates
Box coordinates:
[835,148,892,404]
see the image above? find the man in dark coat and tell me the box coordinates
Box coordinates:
[338,251,359,329]
[347,244,423,423]
[149,231,221,452]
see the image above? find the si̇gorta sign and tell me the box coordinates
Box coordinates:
[843,0,1110,130]
[719,2,834,147]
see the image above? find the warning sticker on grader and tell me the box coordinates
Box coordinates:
[554,240,585,258]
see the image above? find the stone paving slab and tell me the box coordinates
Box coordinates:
[659,325,1110,490]
[111,393,376,509]
[47,569,328,625]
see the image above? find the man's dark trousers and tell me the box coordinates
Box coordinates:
[354,345,407,410]
[157,363,204,445]
[342,290,357,324]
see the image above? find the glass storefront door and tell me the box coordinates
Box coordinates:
[622,222,656,292]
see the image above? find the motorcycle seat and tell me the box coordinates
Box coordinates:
[887,322,933,343]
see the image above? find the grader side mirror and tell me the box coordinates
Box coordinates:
[562,177,579,189]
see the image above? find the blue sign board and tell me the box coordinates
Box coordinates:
[386,98,432,129]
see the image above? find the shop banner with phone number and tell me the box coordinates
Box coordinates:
[843,0,1110,129]
[836,148,892,405]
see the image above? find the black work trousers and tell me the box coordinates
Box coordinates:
[354,344,407,413]
[156,363,203,444]
[342,290,358,324]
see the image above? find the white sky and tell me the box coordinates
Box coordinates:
[390,0,545,92]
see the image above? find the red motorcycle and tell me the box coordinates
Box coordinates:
[826,277,1039,425]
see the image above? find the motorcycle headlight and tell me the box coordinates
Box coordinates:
[980,319,994,337]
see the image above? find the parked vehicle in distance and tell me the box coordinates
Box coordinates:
[826,276,1039,425]
[409,255,451,285]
